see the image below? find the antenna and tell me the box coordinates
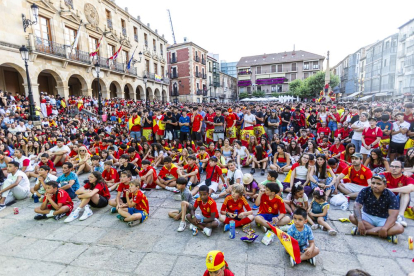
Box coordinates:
[167,9,177,44]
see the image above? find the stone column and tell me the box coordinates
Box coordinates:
[117,91,124,99]
[56,85,70,100]
[23,83,41,106]
[82,88,93,97]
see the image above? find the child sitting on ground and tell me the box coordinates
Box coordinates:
[139,160,158,189]
[91,155,104,173]
[259,170,283,197]
[180,155,200,189]
[219,184,254,231]
[117,178,149,227]
[287,208,320,266]
[242,173,259,206]
[31,165,57,202]
[102,160,120,190]
[34,180,73,221]
[168,177,195,232]
[187,185,220,237]
[308,188,337,236]
[118,154,140,182]
[197,146,210,173]
[109,171,132,213]
[254,183,291,232]
[285,183,309,216]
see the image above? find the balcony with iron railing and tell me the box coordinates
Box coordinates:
[195,72,201,78]
[196,89,203,95]
[170,90,179,97]
[34,36,66,58]
[112,61,124,73]
[171,57,177,63]
[202,73,207,79]
[134,34,138,42]
[127,66,137,76]
[312,65,319,70]
[107,19,113,30]
[68,48,91,64]
[201,58,206,65]
[238,70,252,75]
[170,72,179,79]
[122,28,127,37]
[153,46,157,52]
[96,56,110,69]
[145,41,148,47]
[194,56,200,62]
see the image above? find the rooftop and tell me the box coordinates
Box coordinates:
[167,41,208,53]
[236,50,325,67]
[398,18,414,29]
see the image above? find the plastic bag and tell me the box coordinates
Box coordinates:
[330,193,347,206]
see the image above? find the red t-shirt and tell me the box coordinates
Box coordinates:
[158,164,179,180]
[362,127,383,148]
[129,153,142,168]
[225,113,237,128]
[192,114,203,132]
[130,115,141,132]
[404,113,414,124]
[203,269,234,276]
[258,194,286,215]
[197,152,210,161]
[254,151,268,161]
[382,172,414,194]
[329,144,345,155]
[205,164,222,183]
[117,182,131,198]
[339,128,351,139]
[297,136,309,147]
[43,189,73,214]
[205,113,215,130]
[139,166,157,184]
[342,165,373,186]
[132,190,149,214]
[317,127,331,135]
[83,182,111,199]
[183,164,200,182]
[331,161,348,175]
[221,195,251,213]
[194,197,219,218]
[102,168,120,183]
[38,160,57,172]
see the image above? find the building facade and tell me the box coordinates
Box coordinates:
[216,72,237,102]
[220,61,237,78]
[0,0,169,104]
[395,18,414,100]
[236,51,324,96]
[167,42,208,103]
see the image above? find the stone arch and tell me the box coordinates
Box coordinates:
[162,89,168,103]
[109,81,121,99]
[146,86,153,101]
[91,78,107,99]
[136,85,145,100]
[154,88,161,101]
[0,62,27,96]
[124,83,133,100]
[37,69,64,96]
[68,74,88,97]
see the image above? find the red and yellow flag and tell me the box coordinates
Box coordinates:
[60,99,67,109]
[267,222,301,264]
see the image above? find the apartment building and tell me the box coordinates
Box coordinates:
[0,0,169,103]
[395,18,414,101]
[236,51,324,96]
[220,61,237,78]
[167,41,208,103]
[216,72,237,102]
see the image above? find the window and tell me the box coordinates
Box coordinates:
[144,33,148,47]
[313,61,319,70]
[106,9,111,20]
[153,39,156,52]
[384,59,387,67]
[88,37,99,55]
[154,63,158,74]
[256,66,262,74]
[257,86,261,91]
[247,87,252,93]
[291,73,296,81]
[271,65,276,73]
[161,66,164,77]
[196,66,199,74]
[277,85,282,92]
[121,19,126,28]
[271,85,276,92]
[303,62,309,70]
[291,63,297,71]
[160,43,163,55]
[197,83,199,89]
[385,41,390,49]
[107,44,115,57]
[133,27,138,42]
[122,50,128,64]
[33,16,51,41]
[64,26,77,46]
[145,59,149,72]
[304,72,309,79]
[277,64,282,72]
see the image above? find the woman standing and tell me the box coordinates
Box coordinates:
[350,112,369,153]
[266,110,280,140]
[361,117,382,161]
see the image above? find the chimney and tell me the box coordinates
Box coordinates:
[147,23,150,28]
[137,15,141,21]
[125,7,128,12]
[184,37,187,42]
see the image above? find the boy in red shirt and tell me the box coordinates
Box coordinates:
[128,147,142,169]
[34,180,73,220]
[140,160,157,189]
[102,161,120,190]
[117,179,149,227]
[191,156,225,196]
[254,183,291,232]
[109,171,132,212]
[156,156,181,192]
[181,155,200,188]
[187,185,219,237]
[191,107,203,142]
[196,146,210,173]
[219,184,254,230]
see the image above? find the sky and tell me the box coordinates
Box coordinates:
[116,0,413,67]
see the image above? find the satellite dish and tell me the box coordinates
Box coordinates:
[92,68,98,78]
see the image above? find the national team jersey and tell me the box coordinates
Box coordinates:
[43,189,73,214]
[158,164,179,180]
[183,164,200,182]
[197,152,209,161]
[102,168,120,183]
[221,195,252,213]
[258,194,286,215]
[139,166,157,182]
[194,197,219,218]
[362,127,383,148]
[117,182,131,198]
[382,172,414,194]
[132,190,149,214]
[83,182,111,199]
[342,165,373,186]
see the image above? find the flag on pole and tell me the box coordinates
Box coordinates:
[69,23,83,55]
[267,222,301,264]
[109,45,122,61]
[89,35,103,57]
[127,46,138,69]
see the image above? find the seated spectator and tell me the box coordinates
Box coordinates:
[203,251,234,276]
[72,146,91,175]
[270,144,291,173]
[30,165,57,201]
[364,148,390,174]
[214,160,242,199]
[13,148,32,174]
[169,177,195,231]
[191,156,225,196]
[0,161,30,211]
[140,160,158,189]
[156,156,181,193]
[102,160,120,190]
[329,138,345,156]
[56,162,80,199]
[349,175,404,244]
[180,155,200,189]
[251,145,268,176]
[308,188,337,235]
[117,179,149,227]
[47,138,70,167]
[91,155,104,173]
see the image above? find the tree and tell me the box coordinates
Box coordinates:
[252,90,266,98]
[239,92,249,99]
[288,71,340,98]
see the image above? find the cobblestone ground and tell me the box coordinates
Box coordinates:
[0,168,414,276]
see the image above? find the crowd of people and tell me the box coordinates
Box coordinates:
[0,89,413,270]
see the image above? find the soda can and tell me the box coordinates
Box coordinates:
[345,196,350,203]
[409,236,413,250]
[13,207,19,215]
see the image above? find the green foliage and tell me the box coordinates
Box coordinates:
[239,92,249,99]
[288,71,340,98]
[252,90,266,98]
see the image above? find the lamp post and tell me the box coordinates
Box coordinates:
[95,63,103,117]
[19,45,38,121]
[143,75,148,109]
[22,3,38,32]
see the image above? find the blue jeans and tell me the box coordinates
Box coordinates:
[351,139,362,153]
[65,187,76,199]
[130,131,141,140]
[310,175,334,192]
[328,121,337,132]
[174,130,180,140]
[281,125,288,135]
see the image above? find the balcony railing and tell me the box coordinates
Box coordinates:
[202,73,207,79]
[194,56,200,62]
[201,58,206,65]
[34,36,66,58]
[170,90,179,97]
[219,94,226,99]
[196,89,203,95]
[134,34,138,42]
[64,0,73,9]
[153,46,156,52]
[107,19,113,30]
[162,77,170,84]
[303,66,310,70]
[170,72,179,79]
[68,48,91,64]
[195,72,201,78]
[112,61,124,73]
[97,56,110,69]
[145,41,148,47]
[238,70,252,75]
[144,71,155,80]
[171,57,177,63]
[127,66,137,76]
[400,34,407,42]
[312,65,319,70]
[122,28,127,37]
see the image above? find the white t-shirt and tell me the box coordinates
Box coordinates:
[7,170,30,192]
[36,173,58,194]
[295,165,308,180]
[49,145,70,154]
[286,192,309,208]
[244,114,256,128]
[392,121,410,143]
[235,146,248,158]
[227,169,243,184]
[351,120,370,140]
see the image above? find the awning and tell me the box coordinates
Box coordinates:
[343,91,362,99]
[358,95,373,101]
[374,92,388,97]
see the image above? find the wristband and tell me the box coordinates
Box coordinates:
[200,217,204,223]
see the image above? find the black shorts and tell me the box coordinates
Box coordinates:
[390,141,406,154]
[192,131,202,141]
[89,195,109,208]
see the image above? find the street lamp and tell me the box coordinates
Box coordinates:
[22,3,39,32]
[95,63,103,116]
[143,75,148,108]
[19,45,38,121]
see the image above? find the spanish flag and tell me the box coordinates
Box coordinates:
[267,222,301,264]
[61,99,67,109]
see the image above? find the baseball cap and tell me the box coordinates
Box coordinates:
[351,153,363,159]
[206,250,227,272]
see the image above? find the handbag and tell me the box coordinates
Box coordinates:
[204,165,216,187]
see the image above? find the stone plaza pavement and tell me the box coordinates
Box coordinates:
[0,168,414,276]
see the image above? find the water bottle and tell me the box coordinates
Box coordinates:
[341,201,349,211]
[229,220,236,239]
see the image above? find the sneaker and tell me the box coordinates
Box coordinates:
[252,204,259,210]
[166,186,180,193]
[328,230,337,236]
[290,256,296,267]
[79,207,93,221]
[261,225,267,233]
[34,214,47,220]
[387,235,398,244]
[261,169,265,176]
[397,215,407,227]
[210,194,219,200]
[54,213,66,221]
[140,190,146,194]
[223,224,230,232]
[250,168,255,174]
[46,210,55,218]
[311,224,319,230]
[279,225,289,232]
[128,220,140,227]
[203,227,212,237]
[110,207,118,214]
[177,221,186,232]
[155,185,162,190]
[351,226,359,235]
[64,209,80,223]
[189,223,197,231]
[117,214,125,222]
[309,257,316,266]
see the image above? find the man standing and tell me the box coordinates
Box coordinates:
[280,106,291,134]
[349,175,404,244]
[390,113,410,161]
[0,161,30,211]
[336,153,373,198]
[191,107,203,142]
[128,109,142,140]
[241,107,256,147]
[163,111,177,142]
[224,108,237,144]
[213,108,225,143]
[178,109,191,142]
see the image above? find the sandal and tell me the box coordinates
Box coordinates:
[328,230,337,236]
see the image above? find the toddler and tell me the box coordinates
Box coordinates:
[308,188,337,236]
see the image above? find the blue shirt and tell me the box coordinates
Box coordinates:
[287,224,314,249]
[377,121,392,138]
[356,187,399,218]
[57,172,80,191]
[179,116,191,133]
